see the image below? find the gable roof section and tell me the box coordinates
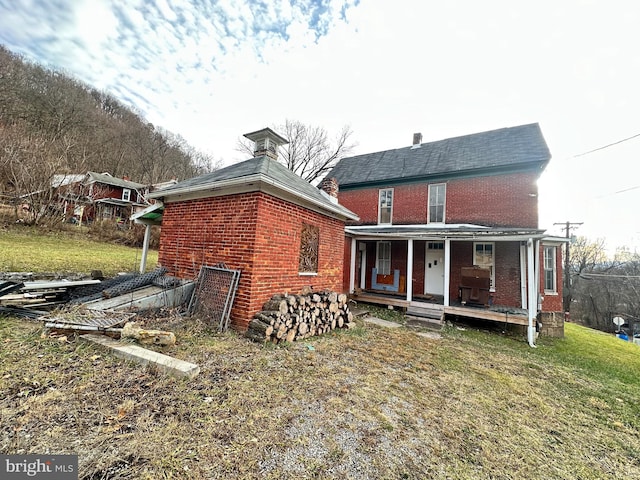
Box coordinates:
[328,123,551,189]
[147,156,358,221]
[86,172,145,190]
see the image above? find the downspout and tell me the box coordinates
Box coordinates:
[527,238,537,348]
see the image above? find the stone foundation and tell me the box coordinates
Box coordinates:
[538,311,565,338]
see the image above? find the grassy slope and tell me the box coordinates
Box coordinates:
[0,226,157,276]
[0,226,639,478]
[0,318,638,479]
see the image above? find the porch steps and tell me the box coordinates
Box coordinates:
[405,305,445,331]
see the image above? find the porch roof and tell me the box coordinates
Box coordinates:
[346,223,553,241]
[95,198,146,208]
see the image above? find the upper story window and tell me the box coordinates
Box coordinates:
[378,188,393,224]
[473,242,495,290]
[428,183,446,223]
[543,245,557,293]
[122,188,131,202]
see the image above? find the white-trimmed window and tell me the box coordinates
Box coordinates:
[122,188,131,202]
[428,183,446,223]
[376,241,391,275]
[378,188,393,224]
[543,245,557,293]
[473,242,495,289]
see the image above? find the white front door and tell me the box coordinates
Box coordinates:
[425,242,445,296]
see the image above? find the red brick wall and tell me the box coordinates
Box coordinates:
[412,241,426,296]
[446,173,540,228]
[343,236,352,292]
[337,171,540,228]
[339,188,379,225]
[448,241,522,307]
[158,191,346,331]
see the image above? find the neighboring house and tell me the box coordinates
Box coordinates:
[326,123,566,339]
[145,128,358,331]
[54,172,147,224]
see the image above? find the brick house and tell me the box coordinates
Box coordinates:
[326,123,566,341]
[55,171,147,225]
[146,128,358,331]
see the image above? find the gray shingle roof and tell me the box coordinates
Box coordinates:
[86,172,145,189]
[327,123,550,188]
[150,156,357,220]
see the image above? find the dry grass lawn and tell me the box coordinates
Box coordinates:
[1,313,639,479]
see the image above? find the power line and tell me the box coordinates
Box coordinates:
[573,131,640,158]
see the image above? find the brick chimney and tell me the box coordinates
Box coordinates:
[411,132,422,149]
[320,177,339,203]
[243,127,289,160]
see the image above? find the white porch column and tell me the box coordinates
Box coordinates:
[349,237,357,294]
[444,239,451,307]
[527,238,537,347]
[519,243,527,308]
[406,239,413,302]
[139,223,152,273]
[360,246,367,290]
[534,239,541,310]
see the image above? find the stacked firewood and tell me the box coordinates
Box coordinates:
[245,291,355,343]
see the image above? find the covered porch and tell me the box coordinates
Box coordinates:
[351,291,530,327]
[346,224,553,344]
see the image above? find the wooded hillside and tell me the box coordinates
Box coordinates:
[0,45,217,207]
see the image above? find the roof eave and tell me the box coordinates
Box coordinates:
[150,174,359,222]
[336,160,549,191]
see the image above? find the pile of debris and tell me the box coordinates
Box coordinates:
[0,268,170,319]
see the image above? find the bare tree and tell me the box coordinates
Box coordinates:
[568,237,640,332]
[0,123,83,225]
[0,46,217,201]
[237,119,356,183]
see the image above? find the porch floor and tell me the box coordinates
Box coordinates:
[350,291,529,327]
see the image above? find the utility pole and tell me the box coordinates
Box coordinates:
[554,221,583,313]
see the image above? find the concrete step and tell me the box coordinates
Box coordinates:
[405,315,444,331]
[406,305,444,320]
[349,307,370,319]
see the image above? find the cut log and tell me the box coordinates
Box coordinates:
[255,312,278,325]
[285,329,296,343]
[248,319,273,337]
[262,299,289,315]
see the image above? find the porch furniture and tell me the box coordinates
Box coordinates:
[371,268,405,293]
[459,266,491,306]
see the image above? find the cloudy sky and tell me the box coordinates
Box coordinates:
[1,0,639,252]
